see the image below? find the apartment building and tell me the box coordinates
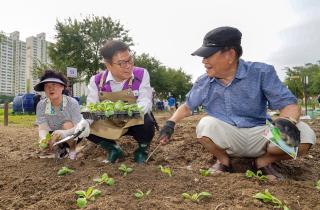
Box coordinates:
[26,33,52,92]
[0,31,87,97]
[0,31,26,96]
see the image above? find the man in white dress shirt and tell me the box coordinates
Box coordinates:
[75,40,155,164]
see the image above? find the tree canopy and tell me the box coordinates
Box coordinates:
[48,15,133,82]
[284,61,320,98]
[134,53,192,100]
[44,15,193,100]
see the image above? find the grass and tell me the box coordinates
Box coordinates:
[0,108,36,127]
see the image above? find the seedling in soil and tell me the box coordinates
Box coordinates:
[93,173,115,186]
[316,180,320,191]
[75,187,101,208]
[134,189,151,200]
[182,192,212,203]
[199,168,210,177]
[57,166,74,176]
[254,189,289,210]
[119,164,133,176]
[159,165,172,177]
[246,170,268,182]
[39,133,51,149]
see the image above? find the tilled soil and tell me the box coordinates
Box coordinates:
[0,113,319,210]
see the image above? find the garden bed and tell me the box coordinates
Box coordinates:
[0,113,319,210]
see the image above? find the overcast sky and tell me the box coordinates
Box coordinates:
[1,0,320,81]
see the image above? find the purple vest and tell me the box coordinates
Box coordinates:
[95,67,145,93]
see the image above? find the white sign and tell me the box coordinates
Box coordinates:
[67,67,77,78]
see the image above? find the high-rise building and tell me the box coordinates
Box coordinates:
[73,80,88,97]
[0,31,26,96]
[26,33,52,92]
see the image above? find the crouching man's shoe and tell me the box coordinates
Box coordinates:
[99,141,123,163]
[134,143,149,164]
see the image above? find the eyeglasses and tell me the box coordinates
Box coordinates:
[112,57,134,68]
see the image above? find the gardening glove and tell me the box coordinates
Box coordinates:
[273,117,300,147]
[159,120,175,145]
[52,129,72,140]
[75,118,90,138]
[38,129,49,143]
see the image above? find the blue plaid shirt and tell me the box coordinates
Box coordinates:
[186,59,297,128]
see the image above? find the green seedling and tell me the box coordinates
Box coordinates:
[57,166,74,176]
[246,170,268,182]
[182,192,212,203]
[93,173,115,186]
[75,187,101,208]
[87,100,142,115]
[119,164,133,176]
[199,168,210,177]
[159,165,172,177]
[134,189,151,200]
[254,189,289,210]
[316,180,320,191]
[39,133,51,149]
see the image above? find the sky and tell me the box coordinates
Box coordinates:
[1,0,320,82]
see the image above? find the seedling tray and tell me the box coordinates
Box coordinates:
[82,111,141,120]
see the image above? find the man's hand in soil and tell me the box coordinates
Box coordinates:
[274,118,300,147]
[159,120,175,144]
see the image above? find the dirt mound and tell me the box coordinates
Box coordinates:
[0,114,319,210]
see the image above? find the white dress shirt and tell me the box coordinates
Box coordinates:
[86,69,153,114]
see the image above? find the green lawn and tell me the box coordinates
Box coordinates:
[0,109,36,127]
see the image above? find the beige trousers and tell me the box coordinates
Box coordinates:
[196,116,316,157]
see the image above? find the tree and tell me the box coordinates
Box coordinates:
[134,53,192,100]
[48,15,133,82]
[284,62,320,98]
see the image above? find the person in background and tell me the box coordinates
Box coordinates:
[74,40,156,164]
[158,26,316,181]
[34,70,82,160]
[167,95,176,114]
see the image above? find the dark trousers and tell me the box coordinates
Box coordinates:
[87,113,156,145]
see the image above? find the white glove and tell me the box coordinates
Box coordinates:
[75,118,90,138]
[52,129,73,139]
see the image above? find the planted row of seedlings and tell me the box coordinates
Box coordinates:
[56,165,320,209]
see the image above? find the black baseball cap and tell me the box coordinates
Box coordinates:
[191,26,242,58]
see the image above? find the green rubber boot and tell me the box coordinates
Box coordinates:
[99,141,123,163]
[134,143,149,164]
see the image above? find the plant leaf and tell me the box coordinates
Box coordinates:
[283,205,290,210]
[254,192,272,202]
[57,167,74,176]
[245,170,255,178]
[107,178,115,186]
[75,191,86,197]
[191,193,199,201]
[198,192,211,197]
[86,187,93,198]
[182,193,191,199]
[90,189,101,199]
[77,197,87,208]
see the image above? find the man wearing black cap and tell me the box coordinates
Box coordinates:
[158,26,316,181]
